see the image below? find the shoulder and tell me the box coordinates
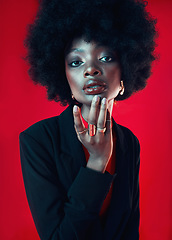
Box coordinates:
[19,106,72,149]
[114,122,140,157]
[19,104,72,138]
[113,122,141,173]
[119,124,140,146]
[19,115,59,142]
[19,116,61,160]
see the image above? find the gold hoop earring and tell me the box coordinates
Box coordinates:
[71,93,75,100]
[119,80,125,95]
[114,99,117,105]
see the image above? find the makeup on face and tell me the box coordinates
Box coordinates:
[65,37,121,106]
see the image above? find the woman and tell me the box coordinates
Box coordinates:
[19,0,157,239]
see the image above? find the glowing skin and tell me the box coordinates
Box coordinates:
[65,37,122,121]
[64,37,123,172]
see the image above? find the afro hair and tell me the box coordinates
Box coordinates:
[24,0,158,106]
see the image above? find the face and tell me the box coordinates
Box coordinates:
[65,37,122,106]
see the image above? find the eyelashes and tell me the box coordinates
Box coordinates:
[68,56,116,67]
[69,60,82,67]
[100,56,113,62]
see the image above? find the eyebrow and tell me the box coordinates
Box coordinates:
[65,43,110,55]
[68,48,85,54]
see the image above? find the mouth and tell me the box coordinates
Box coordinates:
[83,79,107,95]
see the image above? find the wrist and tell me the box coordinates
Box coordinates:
[86,158,107,173]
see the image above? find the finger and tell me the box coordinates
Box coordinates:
[105,109,112,134]
[88,95,100,125]
[73,105,86,134]
[97,97,107,129]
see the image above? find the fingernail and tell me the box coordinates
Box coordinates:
[102,98,107,104]
[93,95,99,103]
[73,105,78,112]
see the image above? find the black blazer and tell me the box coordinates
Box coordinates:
[19,104,140,240]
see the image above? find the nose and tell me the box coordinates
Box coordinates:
[84,66,102,78]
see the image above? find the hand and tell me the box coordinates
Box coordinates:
[73,96,113,173]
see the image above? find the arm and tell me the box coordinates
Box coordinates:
[19,131,116,240]
[121,138,140,240]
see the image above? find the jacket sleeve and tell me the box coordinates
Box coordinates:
[121,138,140,240]
[19,131,116,240]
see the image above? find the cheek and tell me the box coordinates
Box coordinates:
[65,69,79,93]
[65,66,75,87]
[106,66,121,84]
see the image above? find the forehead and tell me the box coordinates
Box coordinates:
[70,38,101,48]
[65,37,112,56]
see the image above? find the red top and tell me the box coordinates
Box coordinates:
[80,115,116,220]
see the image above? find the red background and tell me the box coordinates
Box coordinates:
[0,0,171,239]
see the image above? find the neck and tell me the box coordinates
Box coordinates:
[81,98,114,123]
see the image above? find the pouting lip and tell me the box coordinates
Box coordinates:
[83,79,107,90]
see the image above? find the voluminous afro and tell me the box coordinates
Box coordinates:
[24,0,158,106]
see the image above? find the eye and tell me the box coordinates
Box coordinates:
[68,61,83,67]
[100,56,113,62]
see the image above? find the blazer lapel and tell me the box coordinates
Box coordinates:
[58,104,129,177]
[58,105,128,172]
[58,104,87,181]
[58,105,131,239]
[112,118,128,176]
[104,120,131,239]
